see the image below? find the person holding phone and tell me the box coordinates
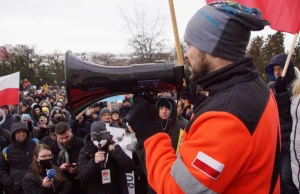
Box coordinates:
[50,122,84,194]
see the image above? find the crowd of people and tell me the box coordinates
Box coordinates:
[0,78,192,194]
[1,2,300,194]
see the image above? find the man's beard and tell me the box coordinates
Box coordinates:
[187,53,210,82]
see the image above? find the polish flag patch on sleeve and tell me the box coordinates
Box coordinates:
[192,151,224,180]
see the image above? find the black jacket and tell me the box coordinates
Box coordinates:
[266,54,296,152]
[0,127,10,151]
[0,114,15,131]
[157,96,186,150]
[70,119,91,139]
[51,135,84,194]
[22,171,72,194]
[0,137,37,194]
[41,135,56,146]
[78,136,133,194]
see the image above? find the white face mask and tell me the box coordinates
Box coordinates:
[93,140,107,148]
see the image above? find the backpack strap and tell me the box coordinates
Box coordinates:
[32,138,39,145]
[2,147,8,161]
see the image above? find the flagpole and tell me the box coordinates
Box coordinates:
[282,32,299,77]
[168,0,190,106]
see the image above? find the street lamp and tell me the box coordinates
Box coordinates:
[28,61,34,81]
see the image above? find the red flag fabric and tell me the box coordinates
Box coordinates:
[206,0,300,34]
[0,72,20,107]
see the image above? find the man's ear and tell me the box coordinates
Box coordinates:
[34,156,37,161]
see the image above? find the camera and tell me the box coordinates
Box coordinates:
[91,131,112,142]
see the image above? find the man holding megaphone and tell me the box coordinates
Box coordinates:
[77,121,133,194]
[126,2,281,194]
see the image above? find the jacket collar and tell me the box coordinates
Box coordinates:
[195,57,259,97]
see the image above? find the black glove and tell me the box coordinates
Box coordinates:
[127,96,163,143]
[274,76,288,94]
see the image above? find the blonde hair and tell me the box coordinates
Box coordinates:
[292,78,300,97]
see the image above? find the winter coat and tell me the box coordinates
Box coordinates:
[41,135,56,146]
[51,136,84,194]
[0,125,37,194]
[291,94,300,189]
[266,54,297,152]
[0,127,10,151]
[77,136,133,194]
[22,170,72,194]
[70,118,91,139]
[157,95,187,151]
[0,113,15,131]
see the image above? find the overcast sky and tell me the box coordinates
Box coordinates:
[0,0,296,55]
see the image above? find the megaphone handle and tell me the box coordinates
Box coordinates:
[98,147,105,169]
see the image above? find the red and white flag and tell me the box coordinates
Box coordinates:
[192,152,225,180]
[206,0,300,34]
[0,72,20,107]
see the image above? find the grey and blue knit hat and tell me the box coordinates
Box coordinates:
[184,2,269,61]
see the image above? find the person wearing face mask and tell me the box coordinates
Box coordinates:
[0,122,38,194]
[22,144,72,194]
[39,101,52,113]
[51,122,84,194]
[78,121,133,194]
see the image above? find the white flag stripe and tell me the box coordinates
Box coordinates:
[0,72,20,91]
[197,152,225,172]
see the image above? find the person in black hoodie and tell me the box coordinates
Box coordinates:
[119,98,131,119]
[265,53,299,194]
[0,122,38,194]
[51,122,84,194]
[78,121,133,194]
[156,95,186,151]
[22,144,72,194]
[31,104,42,126]
[0,105,16,131]
[70,111,92,139]
[41,125,57,146]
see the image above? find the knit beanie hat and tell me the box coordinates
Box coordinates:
[111,108,120,114]
[21,114,32,122]
[91,121,107,133]
[184,2,269,61]
[100,108,111,117]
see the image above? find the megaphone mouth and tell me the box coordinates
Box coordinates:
[64,51,184,115]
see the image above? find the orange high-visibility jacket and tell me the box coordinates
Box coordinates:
[143,58,280,194]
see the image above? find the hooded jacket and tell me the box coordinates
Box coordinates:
[265,54,297,152]
[77,134,133,194]
[0,105,16,131]
[0,123,38,193]
[156,96,186,151]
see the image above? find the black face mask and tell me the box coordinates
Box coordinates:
[39,159,52,169]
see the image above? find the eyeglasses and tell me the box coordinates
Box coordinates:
[39,154,53,159]
[23,120,30,122]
